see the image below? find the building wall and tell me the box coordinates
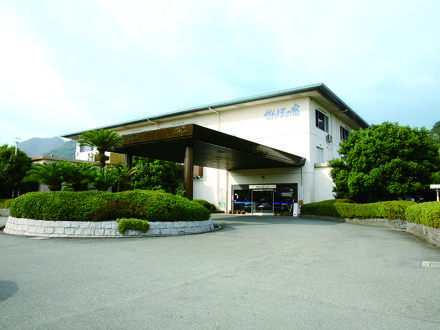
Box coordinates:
[314,163,334,202]
[73,94,357,208]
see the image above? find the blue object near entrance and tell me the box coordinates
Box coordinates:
[232,183,297,214]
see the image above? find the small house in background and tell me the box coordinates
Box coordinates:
[65,83,369,214]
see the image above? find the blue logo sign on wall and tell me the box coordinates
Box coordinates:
[264,104,300,120]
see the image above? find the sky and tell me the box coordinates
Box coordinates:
[1,0,439,146]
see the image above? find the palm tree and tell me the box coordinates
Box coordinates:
[89,167,122,191]
[63,162,95,192]
[24,162,70,191]
[78,129,123,168]
[88,165,137,192]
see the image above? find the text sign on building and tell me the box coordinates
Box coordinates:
[264,104,300,120]
[249,185,277,189]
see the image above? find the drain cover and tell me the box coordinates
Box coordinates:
[422,261,440,268]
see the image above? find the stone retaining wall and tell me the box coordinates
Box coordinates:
[406,222,440,247]
[300,215,407,229]
[301,214,440,248]
[0,208,9,217]
[3,216,214,238]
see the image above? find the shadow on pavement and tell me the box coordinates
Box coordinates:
[0,281,19,302]
[211,214,342,232]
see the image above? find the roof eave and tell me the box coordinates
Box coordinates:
[63,83,369,139]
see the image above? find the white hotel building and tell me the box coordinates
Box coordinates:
[65,84,369,214]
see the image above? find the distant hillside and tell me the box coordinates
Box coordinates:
[46,139,77,158]
[430,121,440,145]
[18,137,76,158]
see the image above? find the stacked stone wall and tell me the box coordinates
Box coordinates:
[3,217,214,237]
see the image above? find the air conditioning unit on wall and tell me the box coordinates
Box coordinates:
[326,134,333,143]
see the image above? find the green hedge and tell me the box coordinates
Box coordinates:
[9,190,211,222]
[301,199,416,220]
[193,199,217,212]
[406,202,440,228]
[0,198,13,208]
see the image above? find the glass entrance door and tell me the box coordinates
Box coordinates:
[252,189,274,214]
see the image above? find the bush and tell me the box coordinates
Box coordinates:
[301,199,416,220]
[406,202,440,228]
[115,218,150,235]
[300,199,353,218]
[9,190,211,222]
[0,198,13,208]
[193,199,217,212]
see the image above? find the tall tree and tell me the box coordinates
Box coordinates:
[329,122,440,202]
[0,145,35,197]
[78,129,123,168]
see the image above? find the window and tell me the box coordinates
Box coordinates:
[340,126,350,141]
[315,109,329,132]
[79,146,92,152]
[316,146,324,163]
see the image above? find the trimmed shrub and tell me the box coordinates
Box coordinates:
[0,198,13,208]
[9,190,211,222]
[116,218,150,235]
[406,202,440,228]
[193,199,217,212]
[300,199,352,218]
[301,199,416,220]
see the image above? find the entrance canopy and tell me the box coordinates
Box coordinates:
[114,124,305,170]
[113,124,305,199]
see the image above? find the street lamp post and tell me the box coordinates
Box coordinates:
[14,137,20,155]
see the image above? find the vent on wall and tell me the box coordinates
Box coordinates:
[326,134,333,143]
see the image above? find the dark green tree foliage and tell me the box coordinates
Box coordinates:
[329,122,440,202]
[131,157,180,193]
[0,145,35,198]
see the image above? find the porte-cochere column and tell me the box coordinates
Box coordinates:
[184,144,194,200]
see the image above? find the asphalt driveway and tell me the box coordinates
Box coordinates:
[1,214,440,329]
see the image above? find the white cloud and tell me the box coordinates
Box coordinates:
[0,10,105,143]
[1,0,439,145]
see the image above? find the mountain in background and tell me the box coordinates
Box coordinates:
[18,137,76,158]
[429,121,440,145]
[47,139,77,158]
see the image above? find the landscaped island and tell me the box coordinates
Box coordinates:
[4,190,213,237]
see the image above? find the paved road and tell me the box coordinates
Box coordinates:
[1,214,440,329]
